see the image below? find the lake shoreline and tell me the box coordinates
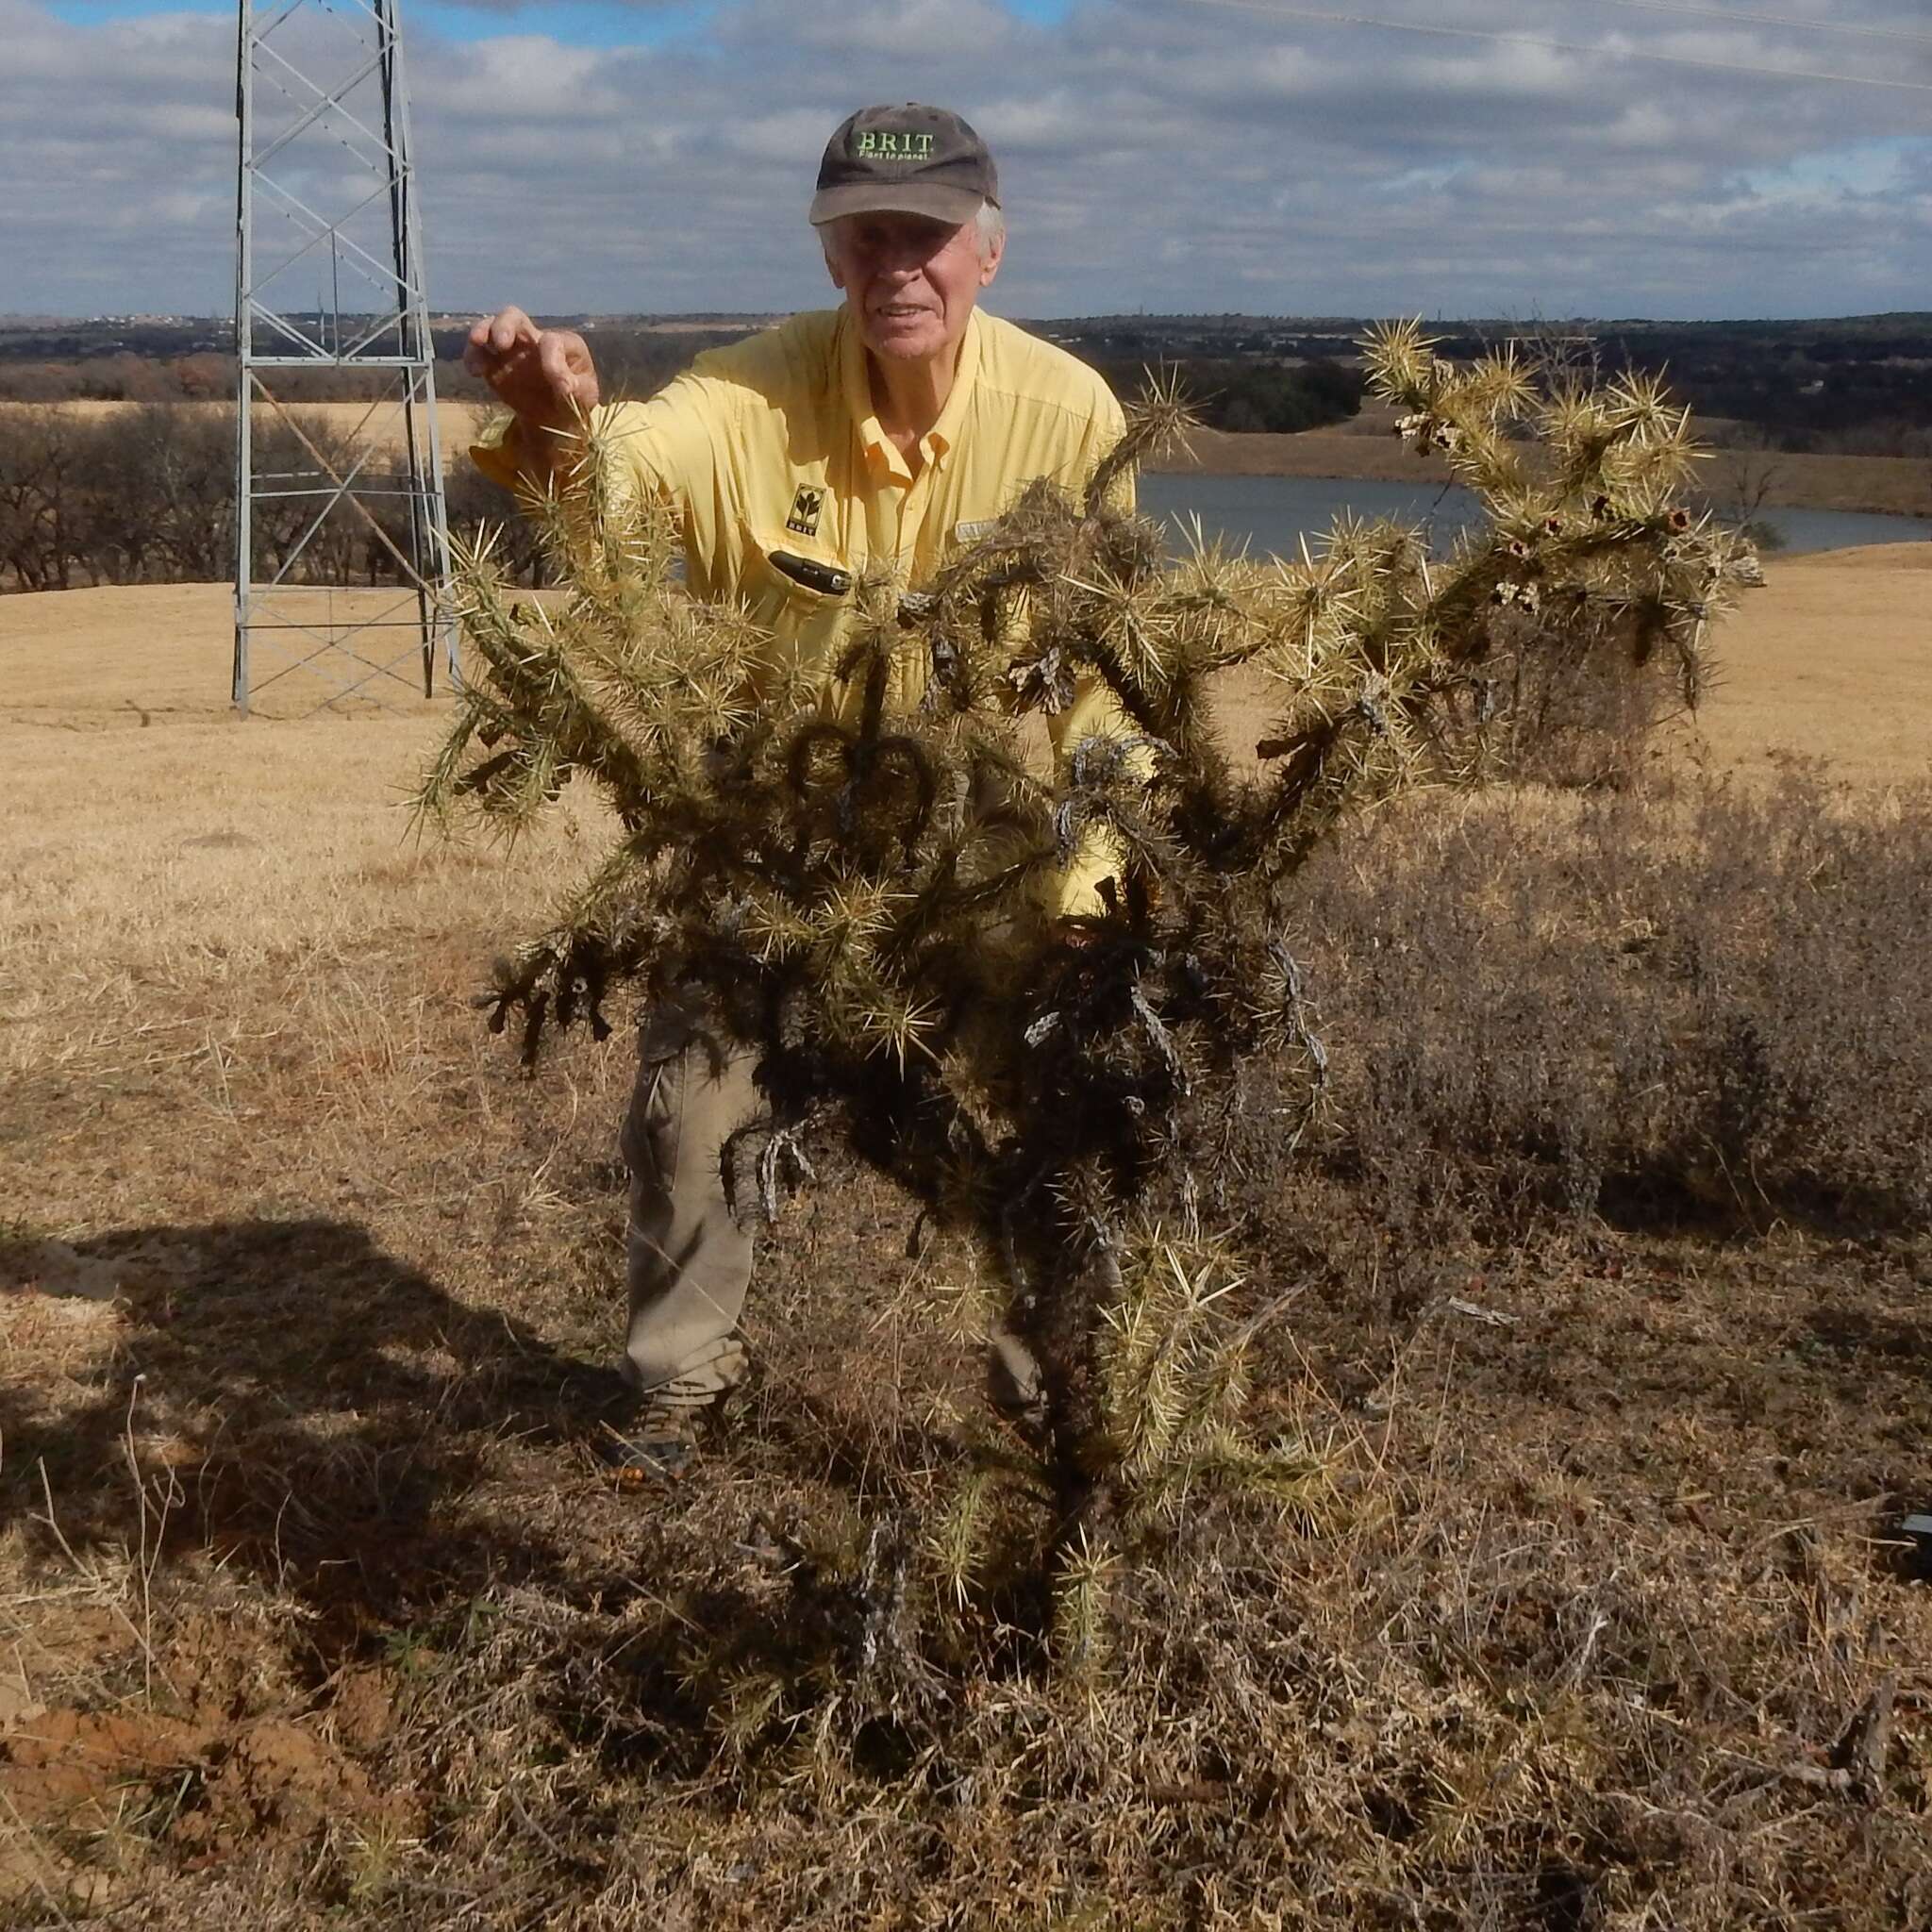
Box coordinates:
[1146,424,1932,521]
[1136,470,1928,562]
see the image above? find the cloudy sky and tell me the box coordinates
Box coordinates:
[8,0,1930,320]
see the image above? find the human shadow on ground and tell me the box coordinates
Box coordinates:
[0,1218,629,1643]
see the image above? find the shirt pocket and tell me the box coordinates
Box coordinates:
[737,522,856,677]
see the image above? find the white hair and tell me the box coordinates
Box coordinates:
[818,199,1006,265]
[973,198,1006,260]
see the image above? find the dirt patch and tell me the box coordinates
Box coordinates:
[0,1606,414,1911]
[326,1667,399,1754]
[173,1717,386,1854]
[1,1706,211,1826]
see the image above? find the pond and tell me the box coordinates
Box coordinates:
[1139,471,1931,561]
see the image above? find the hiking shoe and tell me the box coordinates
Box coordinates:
[594,1406,705,1488]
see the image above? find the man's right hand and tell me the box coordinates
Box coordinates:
[463,307,600,433]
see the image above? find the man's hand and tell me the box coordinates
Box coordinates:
[463,307,600,434]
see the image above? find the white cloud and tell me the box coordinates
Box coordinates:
[3,0,1927,318]
[426,37,621,119]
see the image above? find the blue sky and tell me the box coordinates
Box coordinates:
[45,0,1078,44]
[11,0,1931,319]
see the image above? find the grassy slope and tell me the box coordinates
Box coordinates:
[2,573,1928,1926]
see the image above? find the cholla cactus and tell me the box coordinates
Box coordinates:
[421,327,1746,1646]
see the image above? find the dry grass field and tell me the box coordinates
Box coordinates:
[3,554,1929,1925]
[33,396,499,459]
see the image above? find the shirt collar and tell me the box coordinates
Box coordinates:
[841,307,983,485]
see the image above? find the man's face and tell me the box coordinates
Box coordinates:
[822,210,1003,370]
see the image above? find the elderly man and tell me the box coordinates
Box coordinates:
[466,103,1130,1476]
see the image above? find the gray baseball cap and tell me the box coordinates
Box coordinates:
[810,103,1000,227]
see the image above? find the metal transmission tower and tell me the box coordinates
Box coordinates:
[232,0,458,714]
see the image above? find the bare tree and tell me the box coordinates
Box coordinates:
[0,408,85,591]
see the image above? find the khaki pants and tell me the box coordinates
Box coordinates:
[618,1001,1044,1417]
[619,1002,758,1407]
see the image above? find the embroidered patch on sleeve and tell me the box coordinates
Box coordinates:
[786,486,825,537]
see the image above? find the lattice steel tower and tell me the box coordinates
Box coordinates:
[232,0,458,713]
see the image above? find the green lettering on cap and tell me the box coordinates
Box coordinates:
[854,127,937,163]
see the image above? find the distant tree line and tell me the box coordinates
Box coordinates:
[0,403,530,595]
[7,313,1926,453]
[20,348,1921,458]
[1087,355,1365,435]
[1413,325,1932,458]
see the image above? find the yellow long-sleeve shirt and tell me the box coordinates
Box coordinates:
[470,306,1133,915]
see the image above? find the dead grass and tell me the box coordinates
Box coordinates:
[2,578,1930,1926]
[13,397,497,460]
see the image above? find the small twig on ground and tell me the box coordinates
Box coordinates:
[121,1374,179,1707]
[1444,1296,1519,1328]
[35,1454,175,1703]
[1721,1751,1855,1796]
[1566,1607,1612,1688]
[504,1779,576,1873]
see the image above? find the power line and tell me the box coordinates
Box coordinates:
[1589,0,1932,49]
[1178,0,1932,92]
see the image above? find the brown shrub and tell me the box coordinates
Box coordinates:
[1281,763,1932,1257]
[0,403,539,593]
